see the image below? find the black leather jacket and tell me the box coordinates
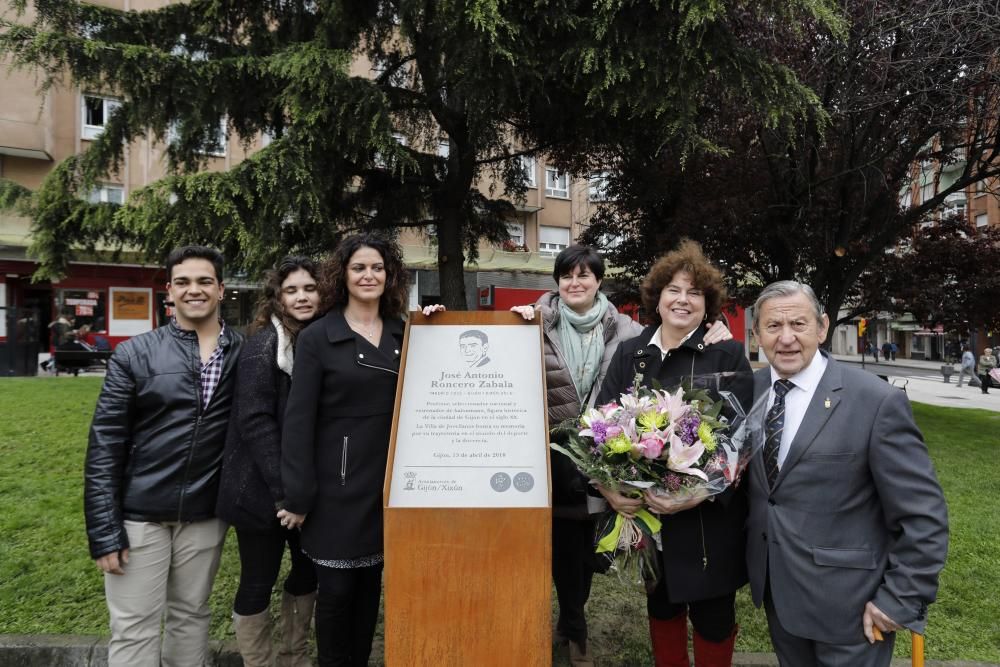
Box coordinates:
[84,319,242,559]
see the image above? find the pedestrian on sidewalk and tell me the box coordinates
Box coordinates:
[882,341,892,362]
[890,342,898,361]
[978,347,997,395]
[957,345,979,388]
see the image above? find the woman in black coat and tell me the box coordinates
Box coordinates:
[597,240,752,667]
[216,256,320,667]
[278,234,443,667]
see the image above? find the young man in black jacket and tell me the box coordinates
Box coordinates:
[84,245,243,667]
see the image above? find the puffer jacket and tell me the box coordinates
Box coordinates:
[537,291,643,515]
[84,319,242,559]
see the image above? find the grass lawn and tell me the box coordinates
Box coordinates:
[0,378,997,664]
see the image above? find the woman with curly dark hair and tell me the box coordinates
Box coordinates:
[279,233,441,666]
[216,256,320,666]
[597,239,752,667]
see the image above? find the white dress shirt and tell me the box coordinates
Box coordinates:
[648,325,698,359]
[767,352,828,468]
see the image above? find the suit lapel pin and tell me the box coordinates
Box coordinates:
[824,397,831,409]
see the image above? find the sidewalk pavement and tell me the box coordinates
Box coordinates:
[828,353,999,412]
[1,636,997,667]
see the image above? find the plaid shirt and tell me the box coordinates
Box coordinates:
[199,323,227,408]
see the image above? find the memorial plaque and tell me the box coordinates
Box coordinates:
[383,311,551,666]
[388,324,548,507]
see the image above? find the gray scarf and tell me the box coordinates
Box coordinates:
[557,292,608,402]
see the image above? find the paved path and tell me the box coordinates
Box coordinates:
[828,354,999,412]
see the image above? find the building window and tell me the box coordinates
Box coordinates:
[976,213,989,228]
[58,288,108,333]
[975,179,987,195]
[519,155,536,188]
[375,132,407,168]
[87,184,125,205]
[506,222,525,246]
[545,167,569,199]
[168,118,228,157]
[437,139,450,158]
[589,171,611,201]
[920,181,935,204]
[900,190,912,209]
[81,95,121,140]
[539,225,570,256]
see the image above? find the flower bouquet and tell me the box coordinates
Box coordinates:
[550,374,752,587]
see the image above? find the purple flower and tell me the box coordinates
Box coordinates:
[678,415,701,445]
[590,421,608,444]
[663,473,682,492]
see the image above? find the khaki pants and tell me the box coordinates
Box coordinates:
[104,519,228,667]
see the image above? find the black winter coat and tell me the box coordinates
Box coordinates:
[597,323,753,602]
[282,310,404,561]
[216,322,292,531]
[84,320,242,559]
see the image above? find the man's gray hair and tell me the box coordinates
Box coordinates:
[752,281,825,330]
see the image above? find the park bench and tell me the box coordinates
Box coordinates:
[52,349,112,376]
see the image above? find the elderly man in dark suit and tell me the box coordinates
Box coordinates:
[746,280,948,667]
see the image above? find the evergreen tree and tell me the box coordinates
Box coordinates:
[1,0,835,307]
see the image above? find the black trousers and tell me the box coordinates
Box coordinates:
[552,516,596,646]
[314,562,383,667]
[647,575,736,642]
[234,524,317,615]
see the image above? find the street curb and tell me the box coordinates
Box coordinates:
[1,636,998,667]
[0,635,241,667]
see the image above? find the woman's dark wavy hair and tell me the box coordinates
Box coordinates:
[641,239,727,325]
[318,233,410,317]
[249,256,319,342]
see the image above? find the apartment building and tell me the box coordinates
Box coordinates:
[0,1,611,371]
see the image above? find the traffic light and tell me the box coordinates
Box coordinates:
[858,318,868,337]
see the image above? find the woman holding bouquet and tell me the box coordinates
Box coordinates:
[512,244,731,666]
[597,239,752,667]
[216,256,320,667]
[279,234,442,667]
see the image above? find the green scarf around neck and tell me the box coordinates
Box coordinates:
[557,292,609,402]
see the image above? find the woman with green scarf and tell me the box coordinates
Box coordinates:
[511,245,732,665]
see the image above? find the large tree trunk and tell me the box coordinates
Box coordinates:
[435,209,468,310]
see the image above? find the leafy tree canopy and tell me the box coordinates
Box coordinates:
[878,217,1000,335]
[1,0,838,307]
[581,0,1000,327]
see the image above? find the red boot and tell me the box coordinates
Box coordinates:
[649,613,690,667]
[693,625,738,667]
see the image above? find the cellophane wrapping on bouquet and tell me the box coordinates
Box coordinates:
[550,372,754,588]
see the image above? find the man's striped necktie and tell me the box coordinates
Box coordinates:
[764,379,795,488]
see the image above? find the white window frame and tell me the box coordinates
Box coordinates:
[168,117,228,157]
[900,190,912,209]
[519,155,536,188]
[545,167,569,199]
[975,213,989,228]
[81,95,121,140]
[506,222,525,246]
[589,171,610,201]
[437,139,450,158]
[920,181,935,204]
[87,184,125,205]
[203,118,228,157]
[375,132,407,168]
[538,225,570,256]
